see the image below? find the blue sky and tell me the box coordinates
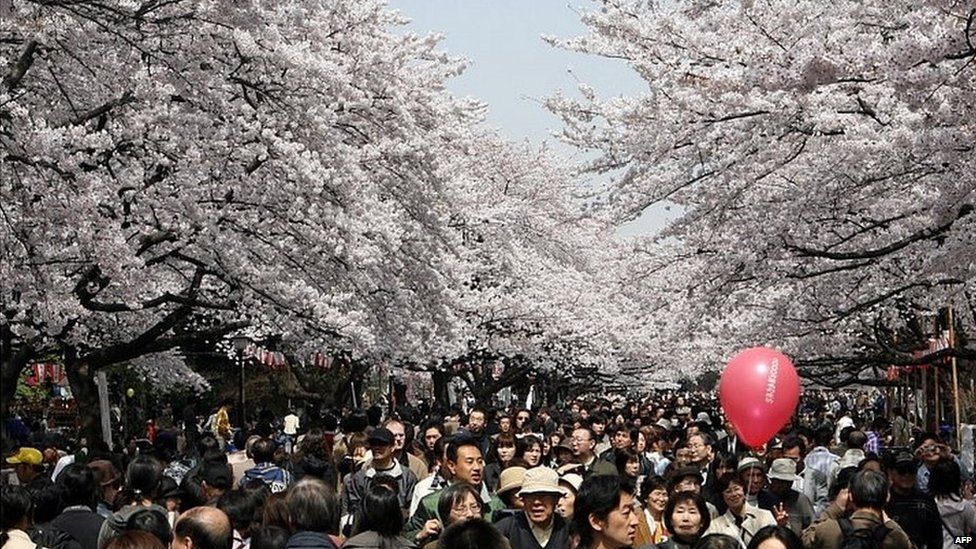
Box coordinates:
[388,1,678,236]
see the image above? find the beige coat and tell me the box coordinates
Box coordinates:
[705,504,776,546]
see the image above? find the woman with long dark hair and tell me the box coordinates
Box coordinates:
[514,435,543,468]
[342,480,413,548]
[482,433,517,493]
[929,458,976,549]
[97,455,169,549]
[291,428,338,488]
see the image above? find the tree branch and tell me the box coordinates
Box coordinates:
[3,40,38,91]
[786,204,972,260]
[62,90,135,127]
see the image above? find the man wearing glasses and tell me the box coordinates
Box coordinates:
[564,427,618,478]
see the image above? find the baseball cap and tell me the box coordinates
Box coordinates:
[367,428,394,447]
[6,447,43,466]
[892,452,917,473]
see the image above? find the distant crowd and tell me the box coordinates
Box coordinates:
[2,389,974,549]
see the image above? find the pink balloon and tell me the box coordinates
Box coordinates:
[719,347,800,448]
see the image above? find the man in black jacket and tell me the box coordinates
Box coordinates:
[496,467,570,549]
[50,465,105,549]
[885,452,943,549]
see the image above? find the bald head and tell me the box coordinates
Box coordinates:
[172,507,231,549]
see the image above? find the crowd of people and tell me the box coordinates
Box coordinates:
[2,389,974,549]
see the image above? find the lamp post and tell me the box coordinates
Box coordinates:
[231,335,251,429]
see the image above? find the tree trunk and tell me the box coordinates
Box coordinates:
[432,370,452,408]
[64,353,102,445]
[1,324,33,450]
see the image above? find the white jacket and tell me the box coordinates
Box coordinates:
[705,504,776,547]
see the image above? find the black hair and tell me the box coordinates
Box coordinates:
[838,426,855,445]
[366,406,383,428]
[179,473,207,511]
[249,526,289,549]
[639,475,668,503]
[436,483,482,527]
[747,525,803,549]
[614,447,639,476]
[351,481,404,539]
[251,438,276,463]
[663,491,711,544]
[2,485,33,545]
[858,453,882,470]
[928,457,962,498]
[813,426,833,447]
[828,466,859,501]
[31,483,65,523]
[200,461,232,491]
[126,508,173,545]
[780,434,805,454]
[914,432,942,449]
[421,420,445,437]
[122,455,164,504]
[695,533,743,549]
[514,435,543,464]
[572,474,635,547]
[58,463,96,509]
[341,412,369,434]
[286,478,339,533]
[198,435,220,456]
[156,476,182,504]
[437,518,509,549]
[711,452,738,475]
[715,472,745,495]
[431,435,450,464]
[446,434,482,463]
[849,469,888,509]
[217,490,258,534]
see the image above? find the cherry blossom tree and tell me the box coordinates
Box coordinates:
[548,0,976,385]
[1,0,644,434]
[399,132,642,404]
[1,0,481,435]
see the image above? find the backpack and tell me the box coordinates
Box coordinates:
[838,518,891,549]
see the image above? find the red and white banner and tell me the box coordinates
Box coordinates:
[26,362,67,386]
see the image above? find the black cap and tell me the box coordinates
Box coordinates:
[367,427,394,446]
[670,466,704,485]
[892,452,917,473]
